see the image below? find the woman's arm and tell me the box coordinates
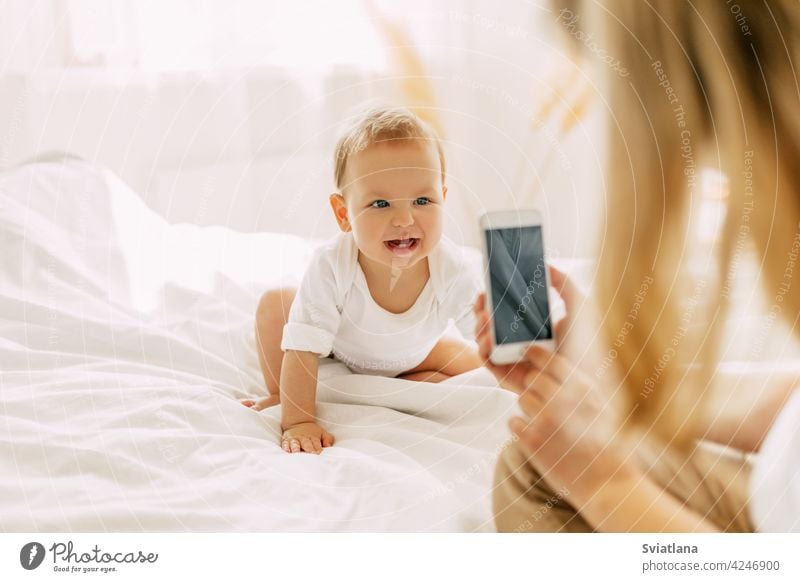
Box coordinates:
[587,365,799,531]
[702,364,800,452]
[576,467,718,532]
[475,266,725,533]
[507,371,722,533]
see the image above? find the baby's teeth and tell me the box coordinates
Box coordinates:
[387,238,415,249]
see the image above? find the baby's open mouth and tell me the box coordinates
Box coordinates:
[384,238,420,252]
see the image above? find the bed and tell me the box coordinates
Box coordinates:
[0,158,519,532]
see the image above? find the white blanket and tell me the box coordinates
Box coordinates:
[0,159,518,532]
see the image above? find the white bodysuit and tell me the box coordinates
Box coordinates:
[280,232,484,377]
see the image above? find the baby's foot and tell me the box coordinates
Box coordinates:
[240,394,281,410]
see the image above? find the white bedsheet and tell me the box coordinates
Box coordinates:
[0,159,518,532]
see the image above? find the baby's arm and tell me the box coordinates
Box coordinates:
[279,350,335,454]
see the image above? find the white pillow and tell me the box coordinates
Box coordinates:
[1,158,320,314]
[0,158,133,307]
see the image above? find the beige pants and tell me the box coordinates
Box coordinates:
[492,439,754,532]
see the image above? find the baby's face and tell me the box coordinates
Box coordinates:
[333,141,446,272]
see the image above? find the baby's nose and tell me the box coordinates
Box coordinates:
[392,208,414,227]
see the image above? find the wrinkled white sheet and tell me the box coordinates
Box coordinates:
[0,160,517,532]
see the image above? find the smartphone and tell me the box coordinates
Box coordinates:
[479,209,555,364]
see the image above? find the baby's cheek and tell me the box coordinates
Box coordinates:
[422,215,443,239]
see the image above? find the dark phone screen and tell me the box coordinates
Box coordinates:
[485,225,552,344]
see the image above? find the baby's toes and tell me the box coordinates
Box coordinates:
[240,399,255,407]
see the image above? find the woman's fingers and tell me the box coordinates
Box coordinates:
[517,372,560,416]
[476,312,491,344]
[548,264,584,312]
[548,263,575,301]
[475,291,579,394]
[524,345,575,384]
[474,302,494,364]
[474,294,492,354]
[554,316,570,343]
[474,292,486,314]
[486,360,534,394]
[477,322,492,361]
[508,416,543,455]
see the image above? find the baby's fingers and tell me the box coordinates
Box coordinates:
[321,431,335,448]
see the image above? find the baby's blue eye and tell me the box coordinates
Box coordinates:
[371,200,390,209]
[414,197,431,206]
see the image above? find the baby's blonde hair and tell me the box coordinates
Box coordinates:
[333,105,445,191]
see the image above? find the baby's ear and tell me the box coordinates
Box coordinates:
[329,193,351,232]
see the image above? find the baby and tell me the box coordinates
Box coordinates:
[242,106,484,454]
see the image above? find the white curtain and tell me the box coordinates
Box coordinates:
[1,0,603,256]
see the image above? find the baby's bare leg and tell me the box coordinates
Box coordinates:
[397,336,482,383]
[243,287,296,409]
[397,370,452,383]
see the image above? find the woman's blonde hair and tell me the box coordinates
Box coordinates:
[333,105,445,191]
[558,1,800,445]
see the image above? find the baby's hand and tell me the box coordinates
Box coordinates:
[281,422,335,454]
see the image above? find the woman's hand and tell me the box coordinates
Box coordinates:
[473,264,584,393]
[474,264,634,506]
[507,345,632,504]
